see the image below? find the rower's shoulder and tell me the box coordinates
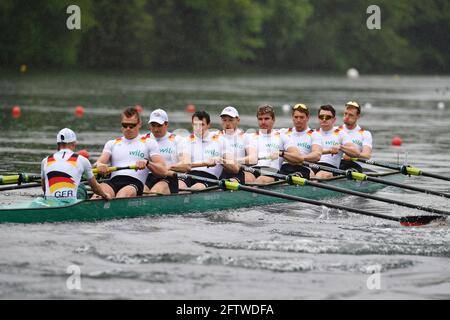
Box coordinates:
[140,133,152,140]
[105,136,123,146]
[210,130,222,141]
[278,127,291,134]
[333,126,347,136]
[358,126,372,134]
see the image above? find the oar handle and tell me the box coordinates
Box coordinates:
[0,173,41,185]
[92,165,138,174]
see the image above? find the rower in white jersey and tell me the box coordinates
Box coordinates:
[338,101,373,172]
[313,104,360,179]
[41,128,110,201]
[218,106,257,184]
[144,108,191,194]
[178,110,236,190]
[245,104,302,184]
[94,107,168,199]
[279,103,322,179]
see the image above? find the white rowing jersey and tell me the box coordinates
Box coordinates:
[41,149,94,200]
[338,124,372,152]
[280,127,323,156]
[145,132,186,166]
[184,131,225,178]
[250,130,294,171]
[317,127,353,168]
[218,129,251,161]
[102,135,160,184]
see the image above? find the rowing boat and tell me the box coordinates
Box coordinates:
[0,170,403,224]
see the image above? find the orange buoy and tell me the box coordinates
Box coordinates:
[12,105,21,118]
[135,104,143,113]
[78,149,90,159]
[391,136,402,146]
[19,64,27,73]
[186,104,196,113]
[75,105,85,118]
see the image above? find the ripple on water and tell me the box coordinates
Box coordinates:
[195,237,450,257]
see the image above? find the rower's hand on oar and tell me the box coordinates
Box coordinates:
[135,159,148,170]
[206,158,219,167]
[343,154,352,161]
[95,163,110,176]
[167,170,176,177]
[329,146,340,155]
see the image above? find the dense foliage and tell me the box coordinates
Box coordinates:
[1,0,448,72]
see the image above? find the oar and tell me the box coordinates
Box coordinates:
[175,173,444,226]
[243,166,450,217]
[0,173,41,185]
[0,182,42,191]
[304,161,450,199]
[0,166,139,192]
[353,158,450,182]
[0,165,138,186]
[92,165,138,174]
[0,178,111,192]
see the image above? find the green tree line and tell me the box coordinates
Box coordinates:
[1,0,449,72]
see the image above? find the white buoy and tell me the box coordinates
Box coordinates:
[364,102,372,109]
[437,102,445,110]
[282,104,291,113]
[346,68,359,79]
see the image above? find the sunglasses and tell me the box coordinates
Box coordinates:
[318,114,334,121]
[293,103,308,111]
[121,122,138,129]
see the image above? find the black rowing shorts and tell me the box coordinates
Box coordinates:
[145,173,179,193]
[311,162,340,176]
[339,160,363,172]
[104,175,144,196]
[279,163,312,179]
[178,170,218,188]
[220,167,246,184]
[249,166,274,179]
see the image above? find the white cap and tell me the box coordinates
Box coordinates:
[148,109,169,124]
[220,106,239,118]
[56,128,77,143]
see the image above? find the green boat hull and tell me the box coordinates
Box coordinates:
[0,172,402,224]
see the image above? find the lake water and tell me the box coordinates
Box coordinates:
[0,71,449,299]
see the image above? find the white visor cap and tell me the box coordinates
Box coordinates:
[149,109,169,124]
[220,106,239,118]
[56,128,77,143]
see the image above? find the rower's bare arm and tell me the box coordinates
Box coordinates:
[340,143,360,158]
[88,177,111,200]
[358,146,372,160]
[169,153,192,172]
[222,153,240,174]
[282,146,304,165]
[238,146,258,165]
[191,162,207,168]
[147,154,168,176]
[303,144,322,162]
[94,152,112,175]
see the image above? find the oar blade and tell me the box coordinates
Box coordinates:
[400,215,447,227]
